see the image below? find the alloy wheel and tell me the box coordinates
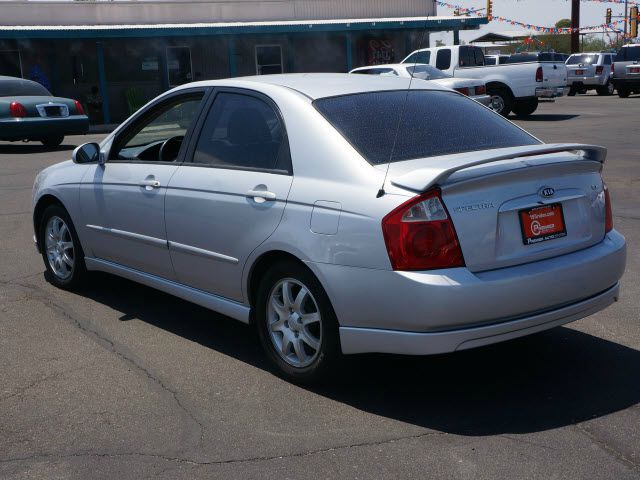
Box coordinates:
[490,95,505,113]
[45,216,75,280]
[267,278,323,368]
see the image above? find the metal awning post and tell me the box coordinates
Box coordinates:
[95,41,110,125]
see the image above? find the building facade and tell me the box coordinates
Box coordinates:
[0,0,486,123]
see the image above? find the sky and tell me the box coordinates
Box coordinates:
[431,0,631,44]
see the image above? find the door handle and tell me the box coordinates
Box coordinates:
[140,179,161,190]
[247,189,277,202]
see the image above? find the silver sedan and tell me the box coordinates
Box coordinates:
[32,74,626,383]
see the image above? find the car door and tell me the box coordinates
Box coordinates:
[79,89,207,279]
[165,89,293,302]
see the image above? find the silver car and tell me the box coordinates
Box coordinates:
[32,74,626,383]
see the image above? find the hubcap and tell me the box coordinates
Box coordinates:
[490,95,505,113]
[267,278,322,368]
[45,216,74,280]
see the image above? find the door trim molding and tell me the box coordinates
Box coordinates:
[86,224,168,248]
[168,241,239,264]
[84,257,251,324]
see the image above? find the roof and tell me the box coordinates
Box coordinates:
[176,73,449,100]
[0,15,488,39]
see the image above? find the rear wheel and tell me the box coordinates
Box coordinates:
[568,87,577,97]
[597,82,614,96]
[40,135,64,148]
[255,260,340,384]
[512,98,539,117]
[39,204,87,290]
[487,86,513,117]
[618,87,631,98]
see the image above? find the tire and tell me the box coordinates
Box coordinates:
[40,135,64,148]
[597,82,614,96]
[255,260,341,384]
[39,204,87,290]
[618,87,631,98]
[568,87,577,97]
[487,86,513,117]
[512,98,539,117]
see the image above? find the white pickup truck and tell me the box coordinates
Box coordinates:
[402,46,568,116]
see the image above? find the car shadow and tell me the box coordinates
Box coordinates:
[70,271,639,437]
[0,143,76,154]
[512,114,579,122]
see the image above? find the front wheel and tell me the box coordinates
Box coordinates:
[512,98,539,117]
[618,87,631,98]
[40,135,64,148]
[39,204,87,290]
[256,261,341,384]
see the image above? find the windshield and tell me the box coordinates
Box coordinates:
[406,64,450,80]
[0,78,51,97]
[567,54,599,65]
[314,90,539,165]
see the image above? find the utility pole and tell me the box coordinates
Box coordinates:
[624,0,629,37]
[571,0,580,53]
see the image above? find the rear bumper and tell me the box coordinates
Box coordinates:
[569,76,607,87]
[471,94,492,106]
[612,78,640,89]
[535,86,570,98]
[309,230,626,354]
[0,116,89,140]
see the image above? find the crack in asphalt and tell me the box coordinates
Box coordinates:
[573,422,640,472]
[0,366,85,403]
[0,431,447,467]
[0,277,205,455]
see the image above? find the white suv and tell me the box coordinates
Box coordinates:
[566,52,616,96]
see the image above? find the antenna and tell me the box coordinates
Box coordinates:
[377,20,430,198]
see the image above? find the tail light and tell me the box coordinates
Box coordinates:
[73,100,85,115]
[9,101,27,118]
[454,87,470,96]
[596,66,604,75]
[535,66,543,82]
[604,184,613,233]
[475,84,487,95]
[381,188,465,271]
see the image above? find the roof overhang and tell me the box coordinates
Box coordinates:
[0,16,488,39]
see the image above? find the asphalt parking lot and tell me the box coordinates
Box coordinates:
[1,94,639,479]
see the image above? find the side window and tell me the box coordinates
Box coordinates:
[112,93,204,162]
[405,51,431,65]
[604,55,612,65]
[473,48,485,66]
[193,92,291,173]
[485,57,496,66]
[458,47,472,67]
[436,49,452,70]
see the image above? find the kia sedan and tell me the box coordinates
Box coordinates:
[0,76,89,147]
[32,74,626,383]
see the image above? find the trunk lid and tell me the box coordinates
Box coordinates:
[389,144,607,272]
[567,63,597,79]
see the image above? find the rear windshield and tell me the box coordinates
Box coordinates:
[314,90,539,165]
[567,54,599,65]
[0,78,51,97]
[617,47,640,61]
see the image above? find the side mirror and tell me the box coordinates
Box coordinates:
[72,142,100,164]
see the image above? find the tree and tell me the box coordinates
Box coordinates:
[556,19,572,29]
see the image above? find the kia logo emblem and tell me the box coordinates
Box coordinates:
[539,187,555,198]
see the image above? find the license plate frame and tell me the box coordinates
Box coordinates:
[44,106,61,116]
[518,203,567,246]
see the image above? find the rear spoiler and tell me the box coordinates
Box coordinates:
[390,143,606,193]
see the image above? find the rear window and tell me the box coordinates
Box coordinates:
[567,54,600,65]
[314,90,539,165]
[0,78,50,96]
[618,47,640,61]
[352,68,398,77]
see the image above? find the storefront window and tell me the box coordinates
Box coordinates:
[0,51,22,77]
[255,45,283,75]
